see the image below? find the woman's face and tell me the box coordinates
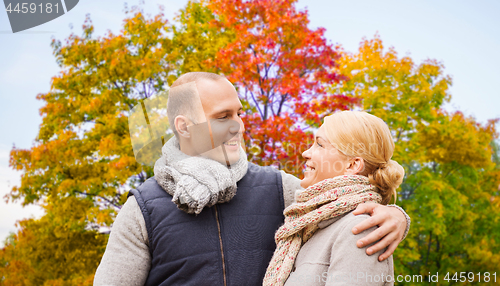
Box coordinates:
[300,125,350,188]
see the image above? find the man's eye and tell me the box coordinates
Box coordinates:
[218,116,228,120]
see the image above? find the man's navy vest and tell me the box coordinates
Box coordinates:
[129,162,284,286]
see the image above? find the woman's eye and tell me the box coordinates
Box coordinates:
[218,116,228,120]
[316,141,323,147]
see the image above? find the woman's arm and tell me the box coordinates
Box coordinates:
[327,214,394,286]
[351,203,410,261]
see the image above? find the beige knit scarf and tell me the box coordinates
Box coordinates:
[263,175,382,286]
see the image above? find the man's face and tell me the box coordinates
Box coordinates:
[187,79,245,165]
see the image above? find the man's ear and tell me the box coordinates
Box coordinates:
[174,115,191,138]
[345,157,364,175]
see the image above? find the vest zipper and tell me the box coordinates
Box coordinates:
[214,205,227,286]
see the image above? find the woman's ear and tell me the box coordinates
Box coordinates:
[345,157,364,175]
[174,115,191,138]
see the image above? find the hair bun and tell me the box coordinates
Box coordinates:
[368,160,405,204]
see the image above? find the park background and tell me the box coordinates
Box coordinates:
[1,0,499,285]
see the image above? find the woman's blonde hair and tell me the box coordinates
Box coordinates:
[323,111,405,204]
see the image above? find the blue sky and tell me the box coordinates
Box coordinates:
[0,0,499,244]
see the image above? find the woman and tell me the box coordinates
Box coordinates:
[263,111,405,286]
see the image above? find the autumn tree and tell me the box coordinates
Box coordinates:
[201,0,358,175]
[0,197,106,285]
[334,36,500,284]
[4,8,179,284]
[171,0,234,74]
[8,10,178,224]
[406,111,500,282]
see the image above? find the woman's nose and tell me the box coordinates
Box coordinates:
[302,147,312,159]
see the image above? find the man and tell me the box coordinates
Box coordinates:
[94,72,410,286]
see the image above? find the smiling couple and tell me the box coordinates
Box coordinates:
[94,72,409,286]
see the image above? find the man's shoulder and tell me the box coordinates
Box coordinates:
[137,176,160,189]
[131,177,170,201]
[246,162,281,175]
[241,163,283,185]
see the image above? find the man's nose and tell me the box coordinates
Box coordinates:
[229,117,244,134]
[238,117,245,133]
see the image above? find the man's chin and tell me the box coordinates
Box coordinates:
[199,146,241,166]
[221,148,241,166]
[214,155,240,166]
[227,153,241,165]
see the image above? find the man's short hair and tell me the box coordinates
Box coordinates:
[167,72,227,138]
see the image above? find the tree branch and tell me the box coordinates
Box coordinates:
[425,230,432,266]
[276,93,288,116]
[248,90,264,119]
[112,81,135,109]
[74,191,121,209]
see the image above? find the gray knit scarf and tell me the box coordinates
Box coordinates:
[154,137,248,214]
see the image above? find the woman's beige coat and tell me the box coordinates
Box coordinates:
[284,212,394,286]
